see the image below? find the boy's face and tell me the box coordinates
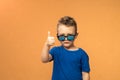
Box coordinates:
[57,24,77,48]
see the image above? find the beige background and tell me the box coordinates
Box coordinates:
[0,0,120,80]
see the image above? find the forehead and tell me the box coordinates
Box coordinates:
[57,25,75,34]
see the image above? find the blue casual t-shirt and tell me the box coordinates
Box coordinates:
[49,46,90,80]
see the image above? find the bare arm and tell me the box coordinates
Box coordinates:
[82,72,90,80]
[41,31,55,63]
[41,42,52,63]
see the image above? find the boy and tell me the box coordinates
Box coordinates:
[41,16,90,80]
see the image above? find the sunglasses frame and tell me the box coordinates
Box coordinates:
[57,33,78,41]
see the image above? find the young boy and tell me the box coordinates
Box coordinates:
[41,16,90,80]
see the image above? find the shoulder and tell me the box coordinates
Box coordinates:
[50,46,61,50]
[49,46,62,56]
[49,46,62,52]
[79,48,89,57]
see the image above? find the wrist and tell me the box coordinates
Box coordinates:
[45,42,51,47]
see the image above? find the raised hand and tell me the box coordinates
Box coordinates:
[47,31,55,46]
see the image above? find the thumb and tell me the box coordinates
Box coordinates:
[48,31,51,37]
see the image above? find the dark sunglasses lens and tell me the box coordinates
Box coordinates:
[67,35,75,41]
[58,36,65,41]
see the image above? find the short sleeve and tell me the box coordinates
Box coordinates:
[81,50,90,72]
[49,46,57,61]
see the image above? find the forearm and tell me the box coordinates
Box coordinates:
[41,42,50,63]
[82,72,90,80]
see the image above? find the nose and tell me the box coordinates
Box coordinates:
[64,37,68,41]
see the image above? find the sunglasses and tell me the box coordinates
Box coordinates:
[57,34,77,41]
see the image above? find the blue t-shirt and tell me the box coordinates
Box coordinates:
[49,46,90,80]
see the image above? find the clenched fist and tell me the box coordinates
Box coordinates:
[46,31,55,46]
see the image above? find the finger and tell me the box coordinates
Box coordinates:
[48,31,51,37]
[50,37,54,39]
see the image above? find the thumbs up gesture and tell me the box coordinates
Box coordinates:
[47,31,55,46]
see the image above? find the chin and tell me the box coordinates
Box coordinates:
[63,44,71,48]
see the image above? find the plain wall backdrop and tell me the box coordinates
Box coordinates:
[0,0,120,80]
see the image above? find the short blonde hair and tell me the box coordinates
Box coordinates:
[57,16,77,34]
